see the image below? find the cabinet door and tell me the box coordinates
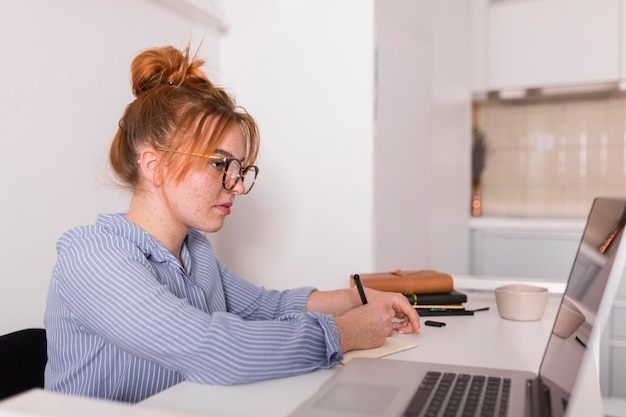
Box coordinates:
[488,0,620,90]
[470,229,581,279]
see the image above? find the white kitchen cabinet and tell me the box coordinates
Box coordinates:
[486,0,621,91]
[469,218,585,279]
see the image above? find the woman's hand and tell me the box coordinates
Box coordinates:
[334,302,397,352]
[364,287,421,335]
[308,286,420,353]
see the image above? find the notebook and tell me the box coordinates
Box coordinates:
[290,197,626,417]
[341,337,417,364]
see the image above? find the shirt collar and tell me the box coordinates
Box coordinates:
[95,213,189,269]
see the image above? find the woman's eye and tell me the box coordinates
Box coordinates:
[210,161,226,170]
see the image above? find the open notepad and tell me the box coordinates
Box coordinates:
[341,337,418,364]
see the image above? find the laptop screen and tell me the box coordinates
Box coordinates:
[539,197,626,416]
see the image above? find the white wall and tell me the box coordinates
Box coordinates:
[216,0,472,292]
[0,0,223,334]
[214,0,375,291]
[0,0,472,335]
[374,0,471,274]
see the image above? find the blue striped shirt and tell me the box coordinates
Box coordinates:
[44,213,342,403]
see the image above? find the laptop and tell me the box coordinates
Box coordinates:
[290,197,626,417]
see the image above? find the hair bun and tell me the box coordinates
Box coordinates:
[130,45,210,97]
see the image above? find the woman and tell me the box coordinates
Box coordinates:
[44,45,420,403]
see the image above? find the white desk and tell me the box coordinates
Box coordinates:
[137,290,563,417]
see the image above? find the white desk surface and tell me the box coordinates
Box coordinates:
[0,388,192,417]
[137,290,562,417]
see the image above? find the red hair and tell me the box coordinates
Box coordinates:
[109,45,259,188]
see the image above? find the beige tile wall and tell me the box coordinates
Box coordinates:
[477,93,626,218]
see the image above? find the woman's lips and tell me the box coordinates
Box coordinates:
[215,202,232,215]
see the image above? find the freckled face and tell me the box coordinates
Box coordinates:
[161,125,247,233]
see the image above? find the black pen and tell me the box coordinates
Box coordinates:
[353,274,368,305]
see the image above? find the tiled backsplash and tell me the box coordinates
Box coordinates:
[477,93,626,218]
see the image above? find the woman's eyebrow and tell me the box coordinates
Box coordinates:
[214,149,244,161]
[213,149,234,157]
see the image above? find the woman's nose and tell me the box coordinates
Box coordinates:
[232,177,246,195]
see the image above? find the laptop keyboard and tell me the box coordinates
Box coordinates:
[403,371,511,417]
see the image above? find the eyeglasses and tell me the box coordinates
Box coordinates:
[157,149,259,194]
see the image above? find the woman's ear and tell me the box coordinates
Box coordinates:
[137,148,163,187]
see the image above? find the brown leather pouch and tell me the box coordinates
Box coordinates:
[350,269,453,295]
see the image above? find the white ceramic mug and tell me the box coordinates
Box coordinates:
[495,284,549,321]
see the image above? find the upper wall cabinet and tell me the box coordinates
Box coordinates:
[474,0,623,93]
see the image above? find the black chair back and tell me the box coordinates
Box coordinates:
[0,328,47,400]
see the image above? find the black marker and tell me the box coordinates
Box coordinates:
[353,274,368,305]
[424,320,446,327]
